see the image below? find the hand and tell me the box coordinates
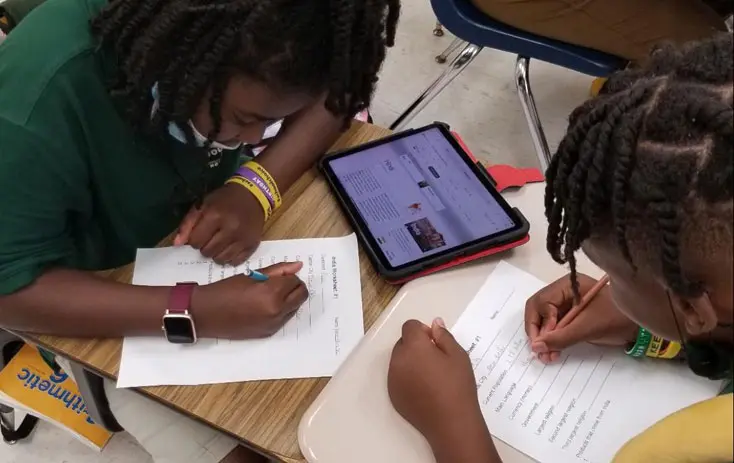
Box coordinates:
[524,273,639,363]
[175,183,265,265]
[192,262,308,339]
[388,319,489,451]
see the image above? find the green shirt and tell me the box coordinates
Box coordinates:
[0,0,239,295]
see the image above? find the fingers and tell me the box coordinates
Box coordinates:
[524,298,558,342]
[398,318,464,357]
[538,313,558,338]
[538,274,578,310]
[400,319,432,344]
[430,323,465,356]
[430,317,445,342]
[535,313,560,363]
[200,232,230,260]
[266,270,307,305]
[188,214,221,250]
[211,243,242,265]
[231,247,256,266]
[261,262,303,277]
[283,281,309,310]
[525,273,589,341]
[248,273,307,333]
[524,302,542,341]
[265,272,305,296]
[532,319,590,353]
[174,207,202,246]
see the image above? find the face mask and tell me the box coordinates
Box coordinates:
[151,84,243,151]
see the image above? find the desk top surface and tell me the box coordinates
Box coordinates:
[298,183,604,463]
[25,122,397,463]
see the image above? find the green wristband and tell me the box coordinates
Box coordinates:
[625,327,652,358]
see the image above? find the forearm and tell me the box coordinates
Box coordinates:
[0,268,169,337]
[255,101,342,191]
[430,414,502,463]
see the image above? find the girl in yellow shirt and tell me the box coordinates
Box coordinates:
[386,33,733,463]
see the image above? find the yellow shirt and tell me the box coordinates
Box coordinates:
[613,394,733,463]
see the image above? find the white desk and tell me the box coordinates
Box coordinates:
[298,183,604,463]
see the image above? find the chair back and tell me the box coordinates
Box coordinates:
[431,0,626,76]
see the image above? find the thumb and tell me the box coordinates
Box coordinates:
[400,319,432,344]
[260,261,303,277]
[175,207,202,246]
[430,319,464,356]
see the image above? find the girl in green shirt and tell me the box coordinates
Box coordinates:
[0,0,399,338]
[0,0,399,461]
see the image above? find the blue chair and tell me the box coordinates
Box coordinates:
[390,0,627,171]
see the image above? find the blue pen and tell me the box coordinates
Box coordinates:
[243,268,269,282]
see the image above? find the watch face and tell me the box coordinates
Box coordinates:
[163,315,196,344]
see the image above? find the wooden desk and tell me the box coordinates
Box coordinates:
[22,122,397,463]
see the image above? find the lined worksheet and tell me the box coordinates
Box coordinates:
[117,234,363,388]
[451,262,721,463]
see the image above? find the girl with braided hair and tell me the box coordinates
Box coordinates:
[0,0,398,460]
[387,33,733,463]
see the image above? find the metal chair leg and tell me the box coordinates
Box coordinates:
[390,43,483,131]
[515,55,551,172]
[435,37,467,64]
[68,361,124,433]
[0,404,16,444]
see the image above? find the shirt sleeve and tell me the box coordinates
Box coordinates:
[0,118,86,295]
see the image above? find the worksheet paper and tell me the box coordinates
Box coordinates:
[117,234,363,388]
[451,261,721,463]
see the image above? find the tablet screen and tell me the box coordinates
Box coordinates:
[328,127,517,267]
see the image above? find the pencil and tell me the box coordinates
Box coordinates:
[244,268,269,282]
[555,274,610,330]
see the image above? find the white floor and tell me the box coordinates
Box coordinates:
[0,410,151,463]
[0,1,593,462]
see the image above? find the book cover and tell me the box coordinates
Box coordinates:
[0,344,112,450]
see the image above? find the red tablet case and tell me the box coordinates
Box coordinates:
[387,132,543,284]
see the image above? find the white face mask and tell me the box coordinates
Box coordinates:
[151,84,243,151]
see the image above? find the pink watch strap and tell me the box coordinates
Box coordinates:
[169,282,197,314]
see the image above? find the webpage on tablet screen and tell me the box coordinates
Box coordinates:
[329,128,515,267]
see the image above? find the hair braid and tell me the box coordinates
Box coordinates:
[172,21,239,122]
[92,0,401,139]
[545,98,615,263]
[585,87,650,223]
[649,193,703,297]
[564,124,603,253]
[686,97,734,136]
[328,0,356,113]
[545,33,733,299]
[114,0,167,63]
[610,109,644,267]
[207,71,229,143]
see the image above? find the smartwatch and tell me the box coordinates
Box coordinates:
[162,282,198,344]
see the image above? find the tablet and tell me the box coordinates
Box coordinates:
[320,123,529,282]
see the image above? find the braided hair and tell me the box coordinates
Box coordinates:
[545,33,733,299]
[91,0,400,143]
